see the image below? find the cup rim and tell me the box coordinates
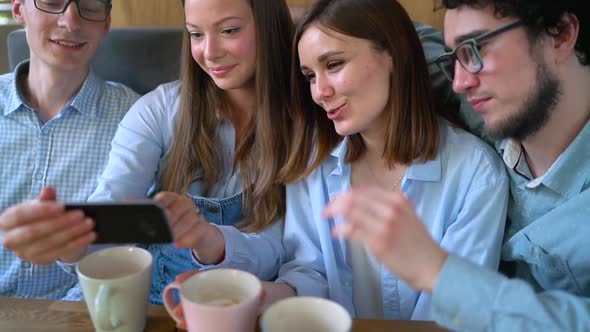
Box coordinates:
[261,296,352,330]
[76,246,153,282]
[179,268,262,308]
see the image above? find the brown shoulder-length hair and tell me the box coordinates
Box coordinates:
[160,0,294,232]
[281,0,463,182]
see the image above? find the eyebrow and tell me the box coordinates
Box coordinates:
[452,29,488,46]
[186,16,243,29]
[300,50,345,71]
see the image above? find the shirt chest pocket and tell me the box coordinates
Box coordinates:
[519,235,583,295]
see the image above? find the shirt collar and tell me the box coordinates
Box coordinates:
[2,60,29,116]
[498,139,522,169]
[328,131,443,182]
[498,121,590,198]
[2,60,104,118]
[542,120,590,198]
[68,69,104,118]
[329,137,349,176]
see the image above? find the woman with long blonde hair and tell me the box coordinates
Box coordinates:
[4,0,295,304]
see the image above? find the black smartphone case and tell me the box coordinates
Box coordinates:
[65,202,173,244]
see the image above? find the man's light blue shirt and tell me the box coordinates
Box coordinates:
[432,117,590,330]
[0,61,139,300]
[276,122,508,320]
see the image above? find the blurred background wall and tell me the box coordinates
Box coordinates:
[0,0,446,73]
[110,0,446,30]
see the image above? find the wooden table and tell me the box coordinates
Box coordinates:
[0,297,174,332]
[0,297,450,332]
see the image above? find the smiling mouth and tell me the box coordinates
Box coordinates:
[210,65,236,77]
[50,39,86,48]
[326,103,346,120]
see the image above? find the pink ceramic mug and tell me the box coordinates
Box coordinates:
[163,269,262,332]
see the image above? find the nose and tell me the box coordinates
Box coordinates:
[57,2,82,32]
[204,35,223,61]
[452,61,479,94]
[312,75,334,104]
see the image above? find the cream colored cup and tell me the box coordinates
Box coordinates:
[261,297,352,332]
[76,246,152,332]
[163,269,262,332]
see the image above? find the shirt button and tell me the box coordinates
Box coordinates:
[205,206,219,213]
[21,261,31,268]
[35,173,44,180]
[452,316,462,327]
[41,129,50,135]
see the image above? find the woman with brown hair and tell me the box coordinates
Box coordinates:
[263,0,509,320]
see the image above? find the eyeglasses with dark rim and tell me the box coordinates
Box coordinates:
[435,20,523,82]
[34,0,111,22]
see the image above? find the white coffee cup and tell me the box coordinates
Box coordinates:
[76,246,152,332]
[163,268,262,332]
[261,296,352,332]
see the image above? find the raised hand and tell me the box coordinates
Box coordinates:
[0,187,95,265]
[323,187,448,293]
[154,191,225,264]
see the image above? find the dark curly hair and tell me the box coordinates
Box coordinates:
[442,0,588,66]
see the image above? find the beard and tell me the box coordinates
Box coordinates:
[485,60,562,140]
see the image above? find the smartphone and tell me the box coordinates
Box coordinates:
[64,201,173,244]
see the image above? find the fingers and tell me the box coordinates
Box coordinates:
[38,186,57,201]
[0,201,65,231]
[154,191,175,206]
[27,231,96,265]
[3,210,86,246]
[326,188,413,243]
[173,218,201,248]
[3,213,96,265]
[154,191,206,249]
[154,192,196,226]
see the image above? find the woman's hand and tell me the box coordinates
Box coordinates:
[154,192,225,264]
[323,187,448,293]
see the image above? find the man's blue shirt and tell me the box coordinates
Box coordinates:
[0,61,139,300]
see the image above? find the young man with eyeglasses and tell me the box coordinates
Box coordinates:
[0,0,138,300]
[322,1,589,330]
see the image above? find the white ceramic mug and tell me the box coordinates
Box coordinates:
[261,296,352,332]
[163,268,263,332]
[76,246,152,332]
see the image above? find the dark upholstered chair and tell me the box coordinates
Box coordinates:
[7,27,183,95]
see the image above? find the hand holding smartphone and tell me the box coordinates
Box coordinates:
[65,201,173,244]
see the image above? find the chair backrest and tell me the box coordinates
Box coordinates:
[7,27,184,95]
[1,24,21,74]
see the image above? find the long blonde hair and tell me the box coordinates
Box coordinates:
[160,0,294,232]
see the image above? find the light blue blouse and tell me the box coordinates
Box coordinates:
[276,122,508,320]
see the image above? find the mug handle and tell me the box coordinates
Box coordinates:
[95,284,121,330]
[162,281,183,325]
